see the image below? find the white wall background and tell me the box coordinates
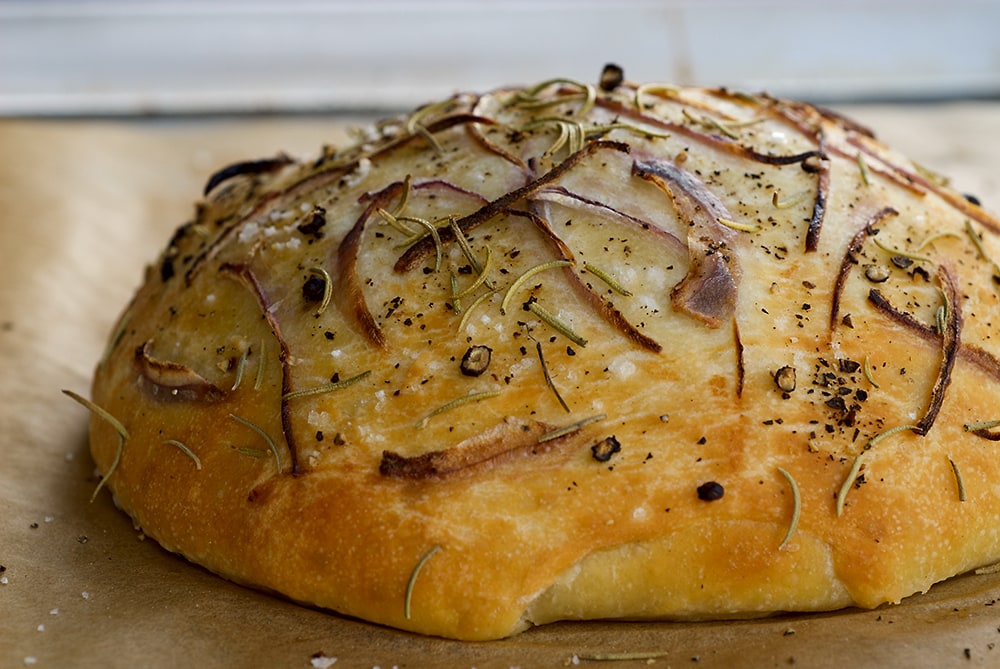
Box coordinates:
[2,0,999,116]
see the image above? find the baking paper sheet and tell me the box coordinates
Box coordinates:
[2,105,1000,668]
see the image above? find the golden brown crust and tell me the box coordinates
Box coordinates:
[87,72,1000,640]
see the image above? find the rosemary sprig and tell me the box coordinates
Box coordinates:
[377,207,420,236]
[163,439,202,470]
[405,545,441,620]
[634,82,680,108]
[231,346,250,391]
[282,370,372,401]
[500,260,573,314]
[681,108,764,139]
[863,355,880,388]
[536,341,570,413]
[856,153,871,186]
[586,121,672,142]
[306,266,333,316]
[457,290,497,334]
[416,390,502,429]
[865,424,919,450]
[447,216,484,274]
[872,237,933,264]
[538,413,607,443]
[514,77,596,116]
[777,467,801,549]
[392,174,413,218]
[917,231,962,251]
[583,262,632,297]
[837,425,919,516]
[935,304,947,335]
[525,300,588,348]
[717,217,761,233]
[965,219,1000,281]
[62,389,129,441]
[448,217,495,293]
[948,456,967,502]
[449,272,462,314]
[836,453,865,517]
[771,190,810,210]
[965,419,1000,432]
[453,246,494,299]
[395,214,444,272]
[229,413,281,472]
[63,389,128,503]
[407,100,454,154]
[235,447,268,458]
[524,117,584,159]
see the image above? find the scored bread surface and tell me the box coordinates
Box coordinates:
[88,70,1000,640]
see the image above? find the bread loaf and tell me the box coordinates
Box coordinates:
[81,66,1000,640]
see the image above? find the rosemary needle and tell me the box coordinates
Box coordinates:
[525,300,588,348]
[862,355,880,388]
[283,370,372,400]
[777,467,801,549]
[405,545,441,620]
[856,153,871,186]
[948,456,967,502]
[500,260,573,314]
[416,390,502,429]
[163,439,202,470]
[62,389,130,441]
[965,419,1000,432]
[538,414,607,443]
[536,341,570,413]
[453,246,494,299]
[62,390,129,502]
[583,262,632,297]
[229,413,281,472]
[836,453,865,517]
[231,346,250,391]
[457,290,497,334]
[306,266,333,316]
[872,237,932,264]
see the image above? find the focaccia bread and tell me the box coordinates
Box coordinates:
[81,66,1000,640]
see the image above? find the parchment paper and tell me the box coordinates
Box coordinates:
[3,104,1000,668]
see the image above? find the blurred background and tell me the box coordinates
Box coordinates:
[2,0,999,117]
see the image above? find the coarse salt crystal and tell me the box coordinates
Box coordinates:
[237,221,260,244]
[310,655,338,668]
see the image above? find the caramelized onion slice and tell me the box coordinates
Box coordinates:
[134,339,227,403]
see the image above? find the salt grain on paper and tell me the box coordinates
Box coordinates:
[310,655,338,668]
